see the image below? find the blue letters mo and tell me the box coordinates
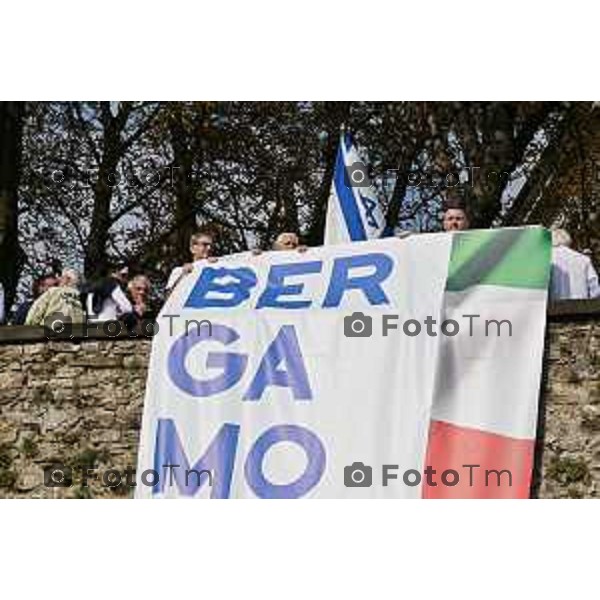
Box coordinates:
[153,419,326,499]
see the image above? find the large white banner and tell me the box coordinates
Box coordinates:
[136,235,452,498]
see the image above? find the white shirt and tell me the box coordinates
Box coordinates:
[86,285,133,321]
[550,246,600,300]
[166,266,185,292]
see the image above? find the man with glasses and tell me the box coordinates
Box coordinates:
[166,229,216,294]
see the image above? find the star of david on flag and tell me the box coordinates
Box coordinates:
[324,132,387,245]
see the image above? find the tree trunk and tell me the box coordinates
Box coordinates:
[85,102,127,280]
[0,101,25,314]
[169,111,197,262]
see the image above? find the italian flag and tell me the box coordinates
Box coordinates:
[424,226,552,498]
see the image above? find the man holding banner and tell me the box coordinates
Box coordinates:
[136,132,552,499]
[137,235,454,498]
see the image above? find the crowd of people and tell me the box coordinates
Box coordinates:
[0,206,598,328]
[0,228,308,327]
[0,262,152,329]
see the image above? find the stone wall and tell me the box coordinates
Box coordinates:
[536,316,600,498]
[0,310,598,499]
[0,338,150,498]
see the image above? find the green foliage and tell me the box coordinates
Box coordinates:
[69,447,110,471]
[0,443,16,489]
[0,469,17,489]
[547,455,591,485]
[0,443,13,469]
[73,485,93,499]
[20,436,38,458]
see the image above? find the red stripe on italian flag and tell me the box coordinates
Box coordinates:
[424,420,535,498]
[424,227,551,499]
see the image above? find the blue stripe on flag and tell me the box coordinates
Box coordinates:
[333,143,367,241]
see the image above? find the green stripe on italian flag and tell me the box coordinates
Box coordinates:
[424,226,551,498]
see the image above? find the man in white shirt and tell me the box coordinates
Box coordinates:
[166,229,217,294]
[550,229,600,300]
[86,265,134,321]
[165,229,311,297]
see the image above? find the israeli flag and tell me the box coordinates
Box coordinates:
[324,133,386,245]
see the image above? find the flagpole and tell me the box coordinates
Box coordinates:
[339,123,348,150]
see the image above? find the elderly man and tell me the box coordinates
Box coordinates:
[442,198,470,232]
[550,229,600,300]
[25,268,85,326]
[127,275,152,318]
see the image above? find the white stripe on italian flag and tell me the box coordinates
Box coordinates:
[424,226,551,498]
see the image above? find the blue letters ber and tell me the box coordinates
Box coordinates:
[184,252,393,310]
[185,266,257,309]
[322,253,392,307]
